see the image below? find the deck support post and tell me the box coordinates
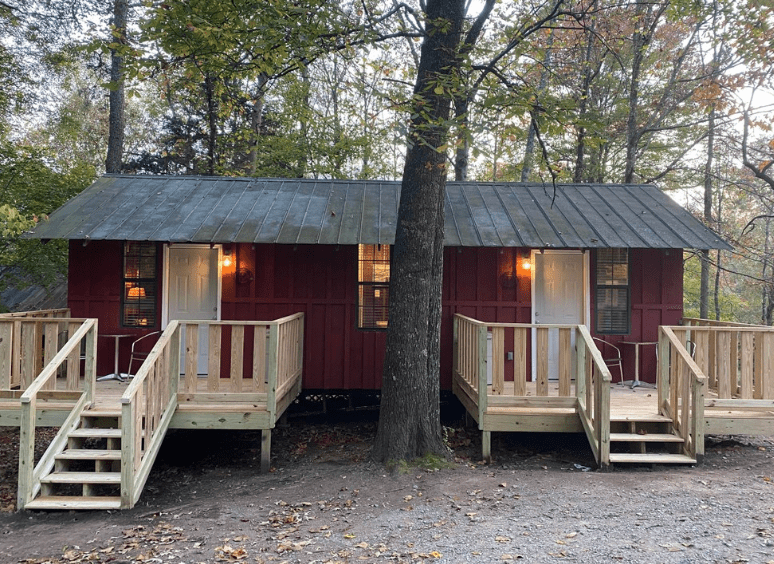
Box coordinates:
[261,429,271,473]
[481,430,491,464]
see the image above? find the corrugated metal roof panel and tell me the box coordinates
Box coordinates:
[27,175,731,250]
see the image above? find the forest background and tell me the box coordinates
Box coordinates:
[0,0,772,325]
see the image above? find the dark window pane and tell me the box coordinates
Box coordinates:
[595,249,629,335]
[358,244,390,329]
[123,243,157,327]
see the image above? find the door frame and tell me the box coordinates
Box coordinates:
[161,243,223,329]
[529,249,590,381]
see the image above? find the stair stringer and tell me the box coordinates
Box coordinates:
[18,395,91,509]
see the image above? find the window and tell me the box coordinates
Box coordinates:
[595,248,630,335]
[122,242,157,327]
[358,244,390,329]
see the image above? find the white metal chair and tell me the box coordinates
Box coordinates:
[592,337,624,382]
[127,331,161,375]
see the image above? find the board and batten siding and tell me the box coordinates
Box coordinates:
[67,241,682,389]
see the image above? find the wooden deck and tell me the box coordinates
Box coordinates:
[0,311,304,510]
[453,315,774,468]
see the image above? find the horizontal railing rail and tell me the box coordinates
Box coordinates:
[17,319,97,509]
[0,308,71,319]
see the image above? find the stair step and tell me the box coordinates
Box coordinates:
[69,428,122,439]
[610,433,684,443]
[610,413,672,423]
[56,450,122,461]
[609,453,696,464]
[25,496,122,510]
[41,472,121,485]
[82,409,121,418]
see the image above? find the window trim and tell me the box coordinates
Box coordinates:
[594,248,631,335]
[121,242,159,328]
[357,244,390,330]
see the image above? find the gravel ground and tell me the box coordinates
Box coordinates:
[1,420,773,564]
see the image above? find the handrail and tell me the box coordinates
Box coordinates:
[17,318,97,509]
[120,321,180,508]
[658,326,706,461]
[681,317,761,328]
[0,308,71,319]
[575,325,612,468]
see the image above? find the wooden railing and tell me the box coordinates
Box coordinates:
[0,317,89,392]
[17,319,97,509]
[120,321,180,509]
[453,315,611,467]
[176,313,304,418]
[575,325,612,467]
[0,308,71,319]
[658,326,706,461]
[675,320,774,399]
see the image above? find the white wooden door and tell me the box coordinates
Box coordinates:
[533,251,585,380]
[167,246,219,374]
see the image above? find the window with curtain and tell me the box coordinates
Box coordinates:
[595,248,630,335]
[122,242,157,327]
[358,244,390,329]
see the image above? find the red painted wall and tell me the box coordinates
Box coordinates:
[68,240,162,376]
[68,241,681,388]
[591,248,683,383]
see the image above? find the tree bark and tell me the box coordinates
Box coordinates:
[372,0,465,463]
[204,73,217,176]
[105,0,128,174]
[700,109,715,319]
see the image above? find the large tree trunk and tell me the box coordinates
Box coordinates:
[105,0,128,174]
[372,0,465,463]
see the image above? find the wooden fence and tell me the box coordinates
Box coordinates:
[1,317,91,393]
[16,319,97,509]
[677,319,774,399]
[658,326,706,461]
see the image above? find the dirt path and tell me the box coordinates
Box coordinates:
[1,421,773,564]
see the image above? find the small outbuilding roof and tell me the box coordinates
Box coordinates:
[27,175,730,250]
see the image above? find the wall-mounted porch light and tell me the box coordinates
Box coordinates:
[521,250,532,271]
[223,247,233,268]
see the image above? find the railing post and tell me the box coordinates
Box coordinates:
[477,324,488,427]
[169,322,180,400]
[84,320,98,405]
[657,328,670,415]
[17,396,35,509]
[452,315,459,379]
[691,375,705,462]
[599,376,610,468]
[575,328,586,408]
[267,323,279,423]
[120,398,135,509]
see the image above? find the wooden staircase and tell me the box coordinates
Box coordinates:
[608,413,696,465]
[25,406,124,510]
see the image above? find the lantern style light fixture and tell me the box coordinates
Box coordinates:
[223,247,233,268]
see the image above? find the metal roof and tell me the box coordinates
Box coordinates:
[27,175,731,249]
